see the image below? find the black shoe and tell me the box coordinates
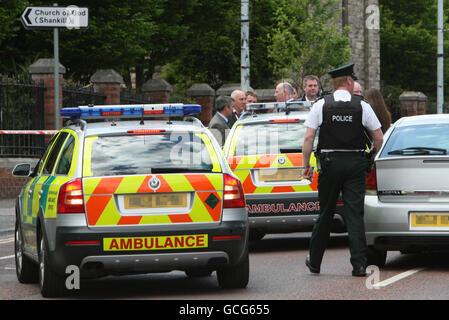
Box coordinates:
[305,255,320,274]
[352,266,367,277]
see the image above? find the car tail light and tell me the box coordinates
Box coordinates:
[57,178,85,214]
[365,165,377,195]
[223,174,245,208]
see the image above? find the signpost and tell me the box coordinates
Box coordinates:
[20,6,89,29]
[20,4,89,130]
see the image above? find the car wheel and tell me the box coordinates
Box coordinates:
[366,246,387,267]
[15,220,38,283]
[217,251,249,289]
[38,234,66,297]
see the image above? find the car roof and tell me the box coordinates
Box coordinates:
[65,119,206,136]
[394,114,449,127]
[235,110,310,125]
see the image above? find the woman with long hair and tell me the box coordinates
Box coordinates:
[365,88,392,134]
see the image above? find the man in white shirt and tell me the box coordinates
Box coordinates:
[302,63,383,277]
[274,82,296,102]
[228,90,247,127]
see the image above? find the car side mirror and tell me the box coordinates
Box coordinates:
[12,163,32,177]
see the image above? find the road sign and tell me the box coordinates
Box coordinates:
[21,6,89,29]
[20,5,89,130]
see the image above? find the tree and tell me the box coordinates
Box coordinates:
[267,0,351,86]
[56,0,189,89]
[248,0,278,88]
[0,0,192,90]
[162,0,242,91]
[380,0,449,98]
[0,0,46,74]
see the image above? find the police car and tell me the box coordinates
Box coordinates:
[12,103,249,297]
[223,101,345,240]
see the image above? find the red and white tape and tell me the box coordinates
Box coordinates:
[0,130,58,135]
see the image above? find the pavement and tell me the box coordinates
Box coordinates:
[0,198,15,235]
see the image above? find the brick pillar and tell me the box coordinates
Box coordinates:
[417,92,427,115]
[187,83,215,126]
[399,91,427,117]
[29,58,66,130]
[142,79,173,103]
[90,69,123,105]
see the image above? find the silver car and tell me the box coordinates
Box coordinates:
[365,114,449,266]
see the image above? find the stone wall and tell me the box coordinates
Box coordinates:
[345,0,380,91]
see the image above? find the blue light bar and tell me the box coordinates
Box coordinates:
[183,104,202,115]
[61,104,202,119]
[164,104,184,115]
[61,108,81,118]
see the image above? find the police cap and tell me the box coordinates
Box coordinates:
[328,62,358,80]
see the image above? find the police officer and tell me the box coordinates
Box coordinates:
[302,63,383,276]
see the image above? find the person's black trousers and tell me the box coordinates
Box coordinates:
[309,153,369,270]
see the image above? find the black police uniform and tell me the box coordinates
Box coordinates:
[307,63,370,276]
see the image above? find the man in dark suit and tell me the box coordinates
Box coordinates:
[209,95,233,146]
[299,75,320,102]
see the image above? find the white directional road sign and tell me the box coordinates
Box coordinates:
[21,6,89,29]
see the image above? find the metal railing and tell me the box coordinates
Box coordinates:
[0,76,46,157]
[120,90,148,105]
[63,84,106,108]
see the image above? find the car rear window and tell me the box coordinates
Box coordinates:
[84,132,217,177]
[380,124,449,158]
[232,122,316,156]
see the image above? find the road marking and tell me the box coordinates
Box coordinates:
[0,237,14,244]
[0,255,15,260]
[373,267,425,288]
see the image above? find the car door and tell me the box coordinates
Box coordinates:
[41,132,77,220]
[21,132,68,253]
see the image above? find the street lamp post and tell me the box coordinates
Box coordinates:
[241,0,250,93]
[437,0,444,114]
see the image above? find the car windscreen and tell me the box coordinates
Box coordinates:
[380,123,449,158]
[233,121,316,156]
[84,132,215,177]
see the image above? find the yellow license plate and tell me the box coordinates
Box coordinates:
[124,193,187,209]
[103,234,208,251]
[410,214,449,227]
[258,168,304,182]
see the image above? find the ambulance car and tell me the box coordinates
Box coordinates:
[12,104,249,297]
[223,101,345,241]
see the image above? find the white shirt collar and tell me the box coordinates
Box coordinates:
[217,112,229,123]
[333,89,351,101]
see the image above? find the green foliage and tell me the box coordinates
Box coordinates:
[163,0,241,90]
[267,0,351,86]
[380,0,449,99]
[0,0,192,90]
[6,0,431,97]
[247,0,277,88]
[0,0,282,91]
